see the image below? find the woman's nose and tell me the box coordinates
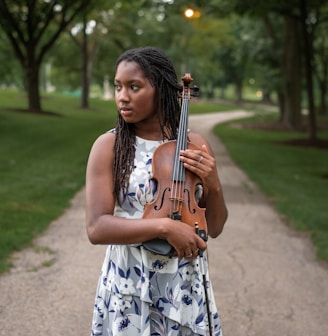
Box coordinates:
[117,87,129,102]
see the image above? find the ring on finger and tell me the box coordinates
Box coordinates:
[198,156,203,163]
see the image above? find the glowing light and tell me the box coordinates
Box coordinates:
[184,8,194,18]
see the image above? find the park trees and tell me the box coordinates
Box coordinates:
[0,0,91,113]
[0,0,326,132]
[213,0,328,140]
[49,0,159,108]
[313,19,328,116]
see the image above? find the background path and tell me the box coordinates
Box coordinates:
[190,112,328,336]
[0,111,327,335]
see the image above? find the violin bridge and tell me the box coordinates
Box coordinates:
[169,197,184,203]
[168,197,184,221]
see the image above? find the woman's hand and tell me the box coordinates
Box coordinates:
[164,218,207,259]
[179,137,228,238]
[179,144,219,191]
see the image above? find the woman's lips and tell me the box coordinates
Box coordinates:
[120,108,132,117]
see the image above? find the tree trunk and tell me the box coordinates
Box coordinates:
[314,59,328,116]
[25,61,42,113]
[81,14,89,109]
[262,14,285,121]
[235,79,243,102]
[261,88,272,104]
[318,81,327,115]
[282,16,302,128]
[300,0,317,140]
[277,92,285,122]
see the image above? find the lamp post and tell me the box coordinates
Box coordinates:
[184,8,194,18]
[184,8,201,19]
[181,8,201,74]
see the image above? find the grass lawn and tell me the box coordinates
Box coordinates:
[0,91,117,273]
[215,112,328,261]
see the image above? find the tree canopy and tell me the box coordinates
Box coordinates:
[0,0,91,112]
[0,0,327,140]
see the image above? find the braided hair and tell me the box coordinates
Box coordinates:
[113,46,181,202]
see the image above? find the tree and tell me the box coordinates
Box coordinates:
[214,0,327,141]
[0,29,24,88]
[66,0,113,109]
[0,0,91,113]
[50,0,147,108]
[68,9,99,109]
[313,19,328,116]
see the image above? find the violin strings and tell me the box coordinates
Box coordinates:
[171,92,189,218]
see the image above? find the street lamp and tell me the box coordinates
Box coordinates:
[184,8,194,18]
[184,8,201,19]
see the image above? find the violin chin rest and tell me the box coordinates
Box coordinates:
[143,238,174,256]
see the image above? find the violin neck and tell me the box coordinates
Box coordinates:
[172,96,189,182]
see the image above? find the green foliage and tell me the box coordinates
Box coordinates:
[0,31,24,89]
[1,0,327,111]
[215,112,328,261]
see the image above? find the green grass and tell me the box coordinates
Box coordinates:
[189,100,240,114]
[0,91,117,273]
[215,112,328,261]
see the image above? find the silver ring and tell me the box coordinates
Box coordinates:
[198,156,203,163]
[186,253,193,258]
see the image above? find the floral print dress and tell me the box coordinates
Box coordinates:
[90,135,222,336]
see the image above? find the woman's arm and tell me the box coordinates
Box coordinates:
[85,132,164,244]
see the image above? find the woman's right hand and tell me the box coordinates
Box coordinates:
[164,219,207,259]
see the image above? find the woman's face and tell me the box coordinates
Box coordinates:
[114,61,157,125]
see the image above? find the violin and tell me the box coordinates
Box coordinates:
[142,73,208,256]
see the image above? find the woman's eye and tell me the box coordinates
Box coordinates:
[131,85,139,91]
[114,84,121,91]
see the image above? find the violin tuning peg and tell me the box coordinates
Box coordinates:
[191,85,200,97]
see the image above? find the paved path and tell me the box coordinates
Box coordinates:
[0,111,327,335]
[190,112,328,335]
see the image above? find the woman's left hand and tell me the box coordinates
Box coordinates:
[180,141,228,238]
[179,144,219,190]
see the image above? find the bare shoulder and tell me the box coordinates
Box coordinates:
[188,131,216,156]
[87,131,115,168]
[94,130,116,145]
[188,131,210,147]
[91,131,115,153]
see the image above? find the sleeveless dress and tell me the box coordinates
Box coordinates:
[90,135,222,336]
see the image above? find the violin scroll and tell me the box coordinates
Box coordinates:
[180,73,200,99]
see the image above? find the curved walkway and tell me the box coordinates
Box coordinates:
[0,111,327,335]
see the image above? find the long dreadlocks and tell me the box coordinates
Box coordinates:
[113,47,182,203]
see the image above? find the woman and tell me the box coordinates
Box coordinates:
[86,46,228,336]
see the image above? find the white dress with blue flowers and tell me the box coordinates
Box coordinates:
[90,135,222,336]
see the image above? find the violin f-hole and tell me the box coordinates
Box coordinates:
[154,187,171,211]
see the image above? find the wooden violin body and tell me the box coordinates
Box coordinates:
[143,141,207,229]
[142,74,207,256]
